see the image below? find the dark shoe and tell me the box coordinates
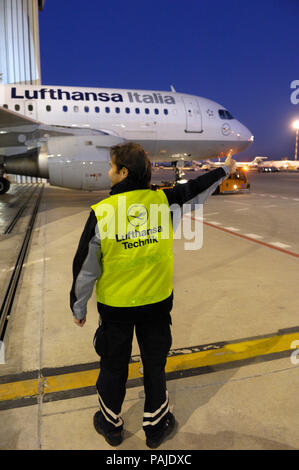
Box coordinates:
[93,410,123,446]
[146,412,177,449]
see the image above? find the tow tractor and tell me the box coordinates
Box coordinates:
[212,168,250,194]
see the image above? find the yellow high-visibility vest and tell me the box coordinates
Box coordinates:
[91,189,173,307]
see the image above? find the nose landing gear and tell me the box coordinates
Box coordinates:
[172,161,185,183]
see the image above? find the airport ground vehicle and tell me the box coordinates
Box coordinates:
[258,166,279,172]
[212,169,250,194]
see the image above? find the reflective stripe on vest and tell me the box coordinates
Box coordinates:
[91,189,173,307]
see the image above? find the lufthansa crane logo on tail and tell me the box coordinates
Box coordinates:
[127,204,148,227]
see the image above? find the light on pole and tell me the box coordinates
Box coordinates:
[292,120,299,160]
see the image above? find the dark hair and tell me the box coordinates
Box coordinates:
[110,142,152,187]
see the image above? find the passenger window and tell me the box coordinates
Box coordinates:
[145,108,150,114]
[115,107,120,113]
[105,107,110,113]
[84,106,89,113]
[3,104,8,109]
[164,109,168,115]
[95,106,100,113]
[73,106,79,112]
[63,105,68,112]
[154,109,159,115]
[15,104,20,111]
[28,104,33,111]
[46,105,51,112]
[135,108,140,114]
[125,107,130,114]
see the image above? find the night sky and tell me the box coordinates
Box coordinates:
[39,0,299,161]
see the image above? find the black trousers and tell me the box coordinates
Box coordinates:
[93,313,172,436]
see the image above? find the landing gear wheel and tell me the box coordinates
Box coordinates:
[0,177,10,194]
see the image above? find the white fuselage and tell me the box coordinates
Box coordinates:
[0,84,253,161]
[262,160,299,170]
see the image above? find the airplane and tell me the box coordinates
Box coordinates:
[258,159,299,171]
[201,156,267,171]
[0,84,254,194]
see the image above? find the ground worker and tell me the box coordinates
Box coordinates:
[70,142,236,448]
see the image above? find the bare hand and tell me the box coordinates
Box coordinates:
[74,317,86,327]
[224,155,237,175]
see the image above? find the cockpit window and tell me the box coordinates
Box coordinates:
[218,109,234,120]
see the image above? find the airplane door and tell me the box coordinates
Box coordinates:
[182,97,203,133]
[24,100,38,120]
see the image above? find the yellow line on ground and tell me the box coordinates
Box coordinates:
[0,378,39,402]
[0,331,298,403]
[165,331,296,372]
[44,369,98,394]
[43,363,142,395]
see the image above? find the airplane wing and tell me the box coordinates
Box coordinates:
[0,105,40,128]
[0,106,116,157]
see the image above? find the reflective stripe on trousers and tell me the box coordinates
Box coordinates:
[93,314,172,433]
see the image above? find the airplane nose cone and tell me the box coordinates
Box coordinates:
[248,132,255,144]
[237,123,253,140]
[244,125,254,143]
[235,122,254,150]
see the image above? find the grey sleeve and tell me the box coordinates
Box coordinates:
[72,226,102,320]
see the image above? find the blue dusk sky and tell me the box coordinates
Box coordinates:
[39,0,299,161]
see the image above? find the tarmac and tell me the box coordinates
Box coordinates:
[0,169,299,451]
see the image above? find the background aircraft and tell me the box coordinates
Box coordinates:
[200,156,267,171]
[258,159,299,171]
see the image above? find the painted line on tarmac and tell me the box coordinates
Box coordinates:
[190,217,299,259]
[1,327,299,410]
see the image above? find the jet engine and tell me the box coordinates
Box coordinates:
[4,133,124,191]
